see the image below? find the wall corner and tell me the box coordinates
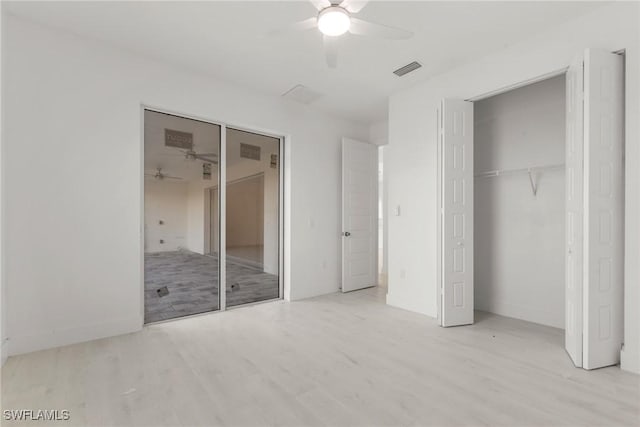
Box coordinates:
[621,347,640,375]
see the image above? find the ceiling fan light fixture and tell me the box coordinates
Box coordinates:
[317,6,350,37]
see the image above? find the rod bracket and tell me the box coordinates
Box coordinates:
[528,170,538,196]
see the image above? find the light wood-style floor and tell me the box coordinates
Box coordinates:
[2,287,639,426]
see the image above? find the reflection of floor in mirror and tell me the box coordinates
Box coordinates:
[144,250,278,323]
[226,244,264,265]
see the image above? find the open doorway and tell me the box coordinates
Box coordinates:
[473,75,566,330]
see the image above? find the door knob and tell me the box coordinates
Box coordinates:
[457,241,463,246]
[343,232,351,237]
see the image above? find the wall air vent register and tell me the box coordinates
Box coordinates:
[164,128,193,149]
[240,143,261,161]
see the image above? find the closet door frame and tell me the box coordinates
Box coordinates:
[140,105,287,321]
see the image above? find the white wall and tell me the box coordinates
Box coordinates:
[387,2,640,373]
[474,76,565,329]
[3,15,368,356]
[144,179,189,253]
[0,5,6,366]
[369,120,389,146]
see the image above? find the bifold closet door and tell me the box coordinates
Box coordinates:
[565,48,624,370]
[439,99,474,327]
[565,54,585,367]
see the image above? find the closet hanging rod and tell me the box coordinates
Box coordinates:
[474,163,565,179]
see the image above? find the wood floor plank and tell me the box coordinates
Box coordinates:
[1,286,638,426]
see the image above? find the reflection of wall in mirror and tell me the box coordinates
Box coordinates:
[226,174,264,248]
[144,179,189,253]
[185,131,280,275]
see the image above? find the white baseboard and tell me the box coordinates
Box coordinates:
[621,347,640,374]
[386,292,435,318]
[1,337,8,366]
[475,297,564,330]
[7,316,142,356]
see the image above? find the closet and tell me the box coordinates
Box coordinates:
[474,75,566,329]
[438,48,624,370]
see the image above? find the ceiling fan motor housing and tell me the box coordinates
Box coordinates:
[318,6,351,36]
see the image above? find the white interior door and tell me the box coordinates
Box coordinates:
[439,99,474,327]
[582,49,624,370]
[565,54,584,367]
[342,138,378,292]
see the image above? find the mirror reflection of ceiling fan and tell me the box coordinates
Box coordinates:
[159,148,219,164]
[270,0,413,68]
[178,149,219,164]
[145,167,183,181]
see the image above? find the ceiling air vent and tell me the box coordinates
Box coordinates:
[282,84,323,105]
[240,143,261,161]
[165,129,193,149]
[393,61,422,77]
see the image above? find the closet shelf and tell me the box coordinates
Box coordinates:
[474,163,565,196]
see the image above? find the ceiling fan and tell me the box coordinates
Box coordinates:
[179,149,219,164]
[270,0,413,68]
[145,168,183,181]
[160,148,219,164]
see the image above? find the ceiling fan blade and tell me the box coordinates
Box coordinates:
[309,0,331,11]
[163,176,183,180]
[194,154,219,164]
[267,17,317,37]
[194,153,218,157]
[349,18,413,40]
[339,0,369,13]
[323,35,338,68]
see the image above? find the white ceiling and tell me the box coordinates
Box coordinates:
[4,1,606,125]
